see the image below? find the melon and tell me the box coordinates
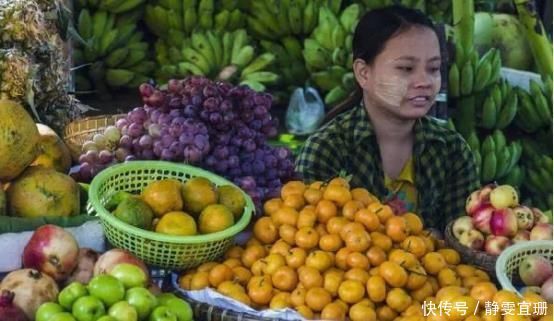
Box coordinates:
[7,166,80,218]
[0,100,40,181]
[31,124,72,173]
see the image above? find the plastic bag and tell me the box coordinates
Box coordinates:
[285,87,325,136]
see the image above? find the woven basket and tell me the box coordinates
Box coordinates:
[63,114,126,162]
[445,221,498,278]
[496,240,553,295]
[88,161,253,270]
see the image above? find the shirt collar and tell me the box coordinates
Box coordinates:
[351,103,447,151]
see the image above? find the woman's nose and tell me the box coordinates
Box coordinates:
[412,69,434,88]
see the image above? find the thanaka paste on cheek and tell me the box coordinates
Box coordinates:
[374,73,409,107]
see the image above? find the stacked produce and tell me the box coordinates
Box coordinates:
[73,9,154,94]
[105,177,246,236]
[74,0,147,14]
[174,178,550,320]
[452,184,553,255]
[145,0,247,39]
[154,29,279,91]
[75,76,295,212]
[303,4,361,107]
[0,0,83,131]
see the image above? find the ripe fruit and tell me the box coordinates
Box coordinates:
[489,185,518,209]
[338,280,365,304]
[379,261,408,288]
[386,288,412,312]
[272,266,298,291]
[198,204,235,234]
[87,275,125,306]
[295,227,319,250]
[321,301,347,321]
[155,211,197,236]
[141,179,184,217]
[247,275,273,305]
[253,217,278,244]
[305,287,331,312]
[422,252,447,275]
[181,177,217,215]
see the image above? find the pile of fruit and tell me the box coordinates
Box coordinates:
[451,184,553,255]
[75,76,296,213]
[106,177,246,236]
[174,178,551,320]
[517,254,553,303]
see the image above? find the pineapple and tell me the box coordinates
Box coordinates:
[0,0,48,48]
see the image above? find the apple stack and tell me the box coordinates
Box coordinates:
[452,184,553,256]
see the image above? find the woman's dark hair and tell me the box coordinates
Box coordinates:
[352,5,438,65]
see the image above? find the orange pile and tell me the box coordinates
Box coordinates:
[178,178,552,321]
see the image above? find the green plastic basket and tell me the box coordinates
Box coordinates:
[495,240,553,295]
[88,161,253,270]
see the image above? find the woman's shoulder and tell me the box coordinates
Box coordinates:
[420,116,466,142]
[308,105,361,140]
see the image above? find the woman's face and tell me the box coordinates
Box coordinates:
[356,26,442,120]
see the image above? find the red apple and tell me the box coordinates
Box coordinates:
[472,206,494,234]
[490,209,518,237]
[490,185,519,209]
[452,216,474,239]
[529,223,553,241]
[512,230,530,243]
[532,208,550,225]
[458,230,485,250]
[519,255,553,286]
[22,224,79,282]
[93,249,149,281]
[513,206,535,230]
[466,190,482,216]
[541,277,553,303]
[484,235,512,255]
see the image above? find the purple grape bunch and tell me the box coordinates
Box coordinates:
[76,76,296,213]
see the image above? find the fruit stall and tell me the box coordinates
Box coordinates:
[0,0,552,321]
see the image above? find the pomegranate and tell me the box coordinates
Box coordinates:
[0,269,58,320]
[0,290,28,321]
[93,249,149,281]
[22,224,79,282]
[64,248,99,286]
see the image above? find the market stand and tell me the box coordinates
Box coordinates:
[0,0,552,321]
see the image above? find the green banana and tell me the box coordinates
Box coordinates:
[246,17,276,40]
[231,45,255,68]
[501,165,524,188]
[228,9,244,30]
[495,90,518,129]
[105,47,129,67]
[311,68,343,91]
[120,50,147,68]
[128,61,156,74]
[473,149,482,176]
[325,85,348,106]
[92,11,109,40]
[99,29,119,56]
[78,9,93,40]
[198,0,214,29]
[454,41,465,69]
[241,71,279,84]
[214,10,231,32]
[481,150,498,183]
[183,8,198,34]
[302,0,317,34]
[460,60,474,96]
[481,136,496,156]
[222,32,234,66]
[339,4,361,33]
[206,31,223,68]
[288,2,303,35]
[167,10,183,31]
[492,84,502,109]
[490,49,502,84]
[466,130,481,152]
[181,46,213,75]
[105,68,135,86]
[304,39,332,70]
[492,130,506,153]
[474,57,492,92]
[331,25,347,50]
[111,0,144,13]
[480,96,497,129]
[191,32,216,69]
[448,64,460,98]
[281,36,304,61]
[276,0,292,36]
[241,53,276,77]
[495,147,511,179]
[239,80,266,92]
[342,72,355,90]
[178,62,204,76]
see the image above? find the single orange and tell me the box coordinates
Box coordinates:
[342,200,364,220]
[316,199,338,223]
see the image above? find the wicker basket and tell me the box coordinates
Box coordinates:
[88,161,253,270]
[63,114,126,162]
[444,221,498,278]
[496,240,553,295]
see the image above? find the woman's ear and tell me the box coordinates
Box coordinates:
[353,58,371,88]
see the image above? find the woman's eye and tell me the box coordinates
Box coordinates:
[428,66,441,73]
[397,66,413,72]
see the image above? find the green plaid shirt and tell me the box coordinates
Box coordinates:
[295,104,480,231]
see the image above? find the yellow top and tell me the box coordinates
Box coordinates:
[383,157,418,215]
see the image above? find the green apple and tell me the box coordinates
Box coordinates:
[149,306,177,321]
[59,282,89,310]
[108,301,138,321]
[126,287,158,320]
[157,294,193,321]
[36,302,65,321]
[97,317,118,321]
[72,296,106,321]
[48,312,78,321]
[88,275,126,306]
[109,264,148,289]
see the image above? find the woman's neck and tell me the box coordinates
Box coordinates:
[363,94,415,142]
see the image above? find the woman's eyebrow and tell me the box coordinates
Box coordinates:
[394,56,442,62]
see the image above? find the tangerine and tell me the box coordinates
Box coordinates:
[279,224,297,245]
[386,288,412,312]
[351,188,377,206]
[326,216,350,235]
[366,275,387,302]
[198,204,234,234]
[349,300,377,321]
[263,198,283,216]
[321,302,347,321]
[253,217,278,244]
[344,268,370,284]
[385,216,409,242]
[281,181,306,198]
[355,208,381,232]
[285,247,307,269]
[295,227,320,250]
[342,200,364,220]
[297,207,317,228]
[272,266,298,291]
[316,199,338,223]
[402,212,424,235]
[305,287,332,312]
[141,179,184,217]
[298,266,323,289]
[181,177,218,215]
[338,280,365,304]
[290,287,307,307]
[303,188,323,205]
[401,236,428,258]
[208,264,234,287]
[319,233,343,252]
[379,261,408,287]
[217,185,245,219]
[154,211,197,236]
[366,246,387,266]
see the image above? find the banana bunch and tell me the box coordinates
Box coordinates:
[466,129,523,184]
[357,0,425,12]
[425,0,452,24]
[145,0,246,39]
[476,79,518,130]
[449,47,502,98]
[154,29,279,91]
[246,0,341,41]
[73,9,154,91]
[74,0,146,14]
[520,138,553,195]
[260,37,308,88]
[303,4,361,107]
[513,80,553,133]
